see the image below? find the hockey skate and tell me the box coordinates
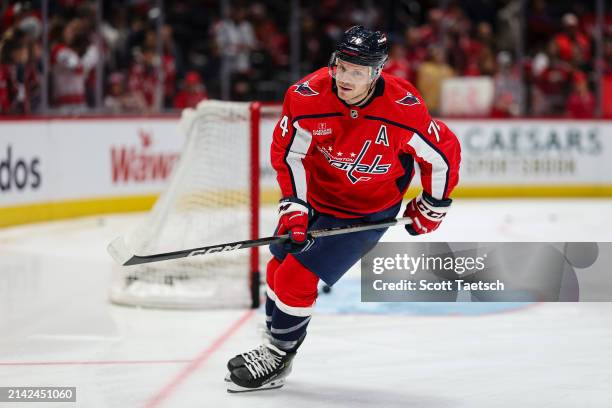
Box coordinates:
[226,329,305,380]
[226,325,274,374]
[225,343,296,393]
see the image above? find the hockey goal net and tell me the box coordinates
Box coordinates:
[109,101,276,309]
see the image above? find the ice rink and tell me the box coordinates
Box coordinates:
[1,199,611,407]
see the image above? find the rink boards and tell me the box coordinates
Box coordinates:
[1,115,612,226]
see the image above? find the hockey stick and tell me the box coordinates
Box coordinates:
[108,217,413,266]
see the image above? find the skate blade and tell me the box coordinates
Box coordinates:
[227,378,285,393]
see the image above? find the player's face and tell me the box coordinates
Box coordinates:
[333,59,372,104]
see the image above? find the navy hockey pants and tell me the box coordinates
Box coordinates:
[270,201,402,286]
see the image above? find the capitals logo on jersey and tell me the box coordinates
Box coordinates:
[318,140,391,184]
[396,92,420,106]
[293,78,319,96]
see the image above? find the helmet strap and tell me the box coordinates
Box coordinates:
[353,77,378,107]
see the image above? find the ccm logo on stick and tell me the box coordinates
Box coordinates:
[189,244,243,256]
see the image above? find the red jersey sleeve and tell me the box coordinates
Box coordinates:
[269,90,315,201]
[401,103,461,200]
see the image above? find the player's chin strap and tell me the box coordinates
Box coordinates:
[352,82,377,106]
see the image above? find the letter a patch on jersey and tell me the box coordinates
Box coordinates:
[396,92,420,106]
[375,125,389,146]
[294,79,319,96]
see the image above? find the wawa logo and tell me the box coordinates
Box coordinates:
[313,122,332,136]
[111,129,180,183]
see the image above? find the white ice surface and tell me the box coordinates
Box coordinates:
[1,199,611,408]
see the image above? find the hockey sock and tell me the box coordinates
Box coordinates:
[269,306,311,352]
[267,255,318,352]
[265,257,282,332]
[265,293,275,332]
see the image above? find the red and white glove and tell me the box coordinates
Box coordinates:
[404,192,452,236]
[276,197,315,253]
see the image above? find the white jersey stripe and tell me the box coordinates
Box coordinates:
[286,121,313,201]
[407,132,449,199]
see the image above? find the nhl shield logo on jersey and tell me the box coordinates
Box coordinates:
[293,79,319,96]
[396,92,420,106]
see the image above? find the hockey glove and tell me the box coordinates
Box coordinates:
[276,197,315,253]
[403,192,452,236]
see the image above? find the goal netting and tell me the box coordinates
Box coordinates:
[108,101,263,309]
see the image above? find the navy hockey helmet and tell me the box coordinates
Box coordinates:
[330,25,389,82]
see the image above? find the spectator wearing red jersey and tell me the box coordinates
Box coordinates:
[127,46,158,109]
[50,19,98,113]
[173,71,208,110]
[552,13,591,66]
[531,41,573,115]
[566,71,595,118]
[128,41,177,111]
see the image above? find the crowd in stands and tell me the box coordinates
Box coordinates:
[0,0,610,117]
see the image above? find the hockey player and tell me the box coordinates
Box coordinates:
[226,26,461,392]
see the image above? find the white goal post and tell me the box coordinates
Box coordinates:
[109,100,280,309]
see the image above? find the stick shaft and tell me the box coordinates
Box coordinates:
[118,217,412,266]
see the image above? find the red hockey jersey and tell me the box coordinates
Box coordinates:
[271,67,461,218]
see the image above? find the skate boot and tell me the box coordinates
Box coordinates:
[226,343,296,393]
[226,326,274,374]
